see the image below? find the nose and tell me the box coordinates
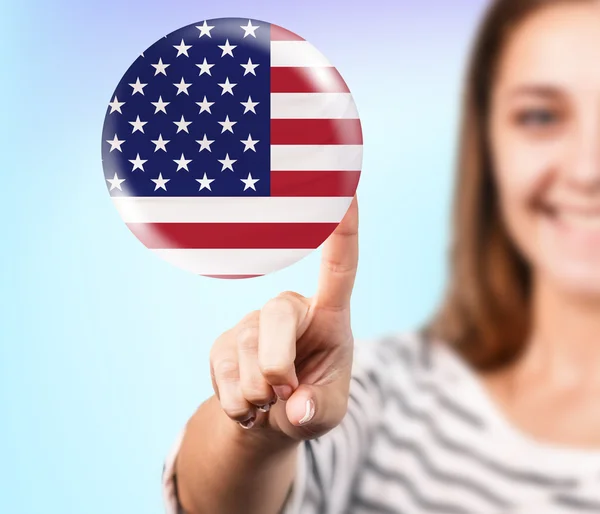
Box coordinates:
[566,108,600,193]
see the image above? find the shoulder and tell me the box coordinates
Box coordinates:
[352,330,476,404]
[358,330,495,435]
[353,329,457,377]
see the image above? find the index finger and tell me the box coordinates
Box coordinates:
[315,195,359,310]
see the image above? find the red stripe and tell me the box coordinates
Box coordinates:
[270,67,349,93]
[203,274,263,279]
[127,223,337,249]
[271,171,361,197]
[270,24,304,41]
[271,119,362,145]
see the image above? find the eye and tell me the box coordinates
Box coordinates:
[516,108,560,127]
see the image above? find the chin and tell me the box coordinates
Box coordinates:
[546,262,600,301]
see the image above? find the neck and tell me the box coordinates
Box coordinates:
[520,273,600,386]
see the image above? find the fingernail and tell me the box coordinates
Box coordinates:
[299,398,315,425]
[238,416,256,430]
[257,403,271,412]
[258,397,278,411]
[273,385,293,401]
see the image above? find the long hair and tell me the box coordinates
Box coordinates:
[425,0,591,371]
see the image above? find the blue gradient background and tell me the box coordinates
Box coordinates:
[1,1,489,512]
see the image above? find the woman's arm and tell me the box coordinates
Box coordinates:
[175,395,300,514]
[167,333,393,514]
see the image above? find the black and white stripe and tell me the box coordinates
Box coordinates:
[281,333,600,514]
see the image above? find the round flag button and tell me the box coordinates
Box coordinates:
[101,18,362,279]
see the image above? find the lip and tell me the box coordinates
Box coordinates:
[537,202,600,261]
[541,203,600,236]
[543,204,600,217]
[555,211,600,229]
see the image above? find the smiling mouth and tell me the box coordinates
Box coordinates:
[541,203,600,229]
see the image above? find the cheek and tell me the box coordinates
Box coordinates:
[494,131,555,201]
[491,130,556,256]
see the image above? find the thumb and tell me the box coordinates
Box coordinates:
[285,382,349,436]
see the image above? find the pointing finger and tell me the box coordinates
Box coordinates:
[316,195,359,310]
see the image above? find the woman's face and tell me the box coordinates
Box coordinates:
[490,1,600,299]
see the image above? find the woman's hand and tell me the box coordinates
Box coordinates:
[209,196,359,441]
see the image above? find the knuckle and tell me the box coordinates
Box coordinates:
[241,382,272,404]
[322,258,357,275]
[241,373,270,395]
[221,401,252,421]
[214,358,240,382]
[237,325,259,353]
[262,296,297,320]
[259,362,291,382]
[277,290,304,301]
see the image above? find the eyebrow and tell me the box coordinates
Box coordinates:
[508,85,563,99]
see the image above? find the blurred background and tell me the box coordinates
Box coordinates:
[0,1,489,512]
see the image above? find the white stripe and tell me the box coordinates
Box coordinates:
[270,41,331,67]
[112,196,352,223]
[385,388,549,502]
[152,248,313,275]
[271,145,362,171]
[271,93,358,119]
[357,474,425,514]
[368,436,502,513]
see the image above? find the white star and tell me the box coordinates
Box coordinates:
[173,38,192,57]
[240,96,259,114]
[241,134,259,152]
[129,77,147,95]
[106,172,126,191]
[218,153,237,171]
[196,21,215,38]
[173,153,192,171]
[240,58,259,76]
[241,172,260,191]
[173,77,192,95]
[196,96,214,114]
[196,172,215,191]
[196,58,214,76]
[129,115,148,133]
[108,96,125,114]
[151,96,170,114]
[151,58,170,76]
[240,20,259,38]
[152,173,170,191]
[129,153,148,171]
[218,39,237,57]
[106,134,125,152]
[196,134,214,152]
[218,115,237,134]
[173,115,192,133]
[151,134,170,152]
[218,77,237,96]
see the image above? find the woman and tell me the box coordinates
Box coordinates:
[163,0,600,512]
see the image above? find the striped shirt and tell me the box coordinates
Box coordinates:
[162,332,600,513]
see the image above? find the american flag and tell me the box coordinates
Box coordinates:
[101,18,362,279]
